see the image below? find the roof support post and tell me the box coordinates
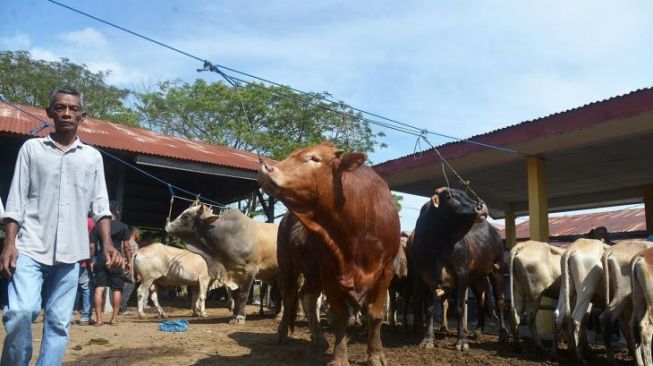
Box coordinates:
[527,156,552,334]
[504,211,517,249]
[256,189,276,223]
[115,163,126,220]
[645,185,653,236]
[527,156,549,241]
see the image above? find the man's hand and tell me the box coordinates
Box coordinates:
[0,243,18,278]
[102,242,125,269]
[1,221,20,278]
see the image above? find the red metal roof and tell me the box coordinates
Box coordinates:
[0,103,263,172]
[500,207,646,239]
[375,87,653,176]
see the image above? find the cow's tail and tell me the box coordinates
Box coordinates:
[133,251,142,283]
[631,255,644,344]
[558,247,576,326]
[509,243,522,318]
[602,250,611,308]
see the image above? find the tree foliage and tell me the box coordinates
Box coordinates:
[0,50,139,126]
[137,79,386,160]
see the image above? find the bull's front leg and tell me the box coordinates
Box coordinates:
[455,270,469,351]
[325,290,350,366]
[419,283,435,349]
[231,273,256,325]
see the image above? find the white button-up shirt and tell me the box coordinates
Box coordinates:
[3,135,111,265]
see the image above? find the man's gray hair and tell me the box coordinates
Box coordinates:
[48,87,85,111]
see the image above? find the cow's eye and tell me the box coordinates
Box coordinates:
[309,155,321,163]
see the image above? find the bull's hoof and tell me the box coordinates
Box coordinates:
[259,309,264,316]
[138,313,145,319]
[455,340,469,351]
[366,353,387,366]
[469,331,480,340]
[229,315,246,325]
[327,357,351,366]
[499,328,510,344]
[419,339,434,349]
[278,332,289,345]
[191,312,199,317]
[438,325,449,333]
[200,312,208,318]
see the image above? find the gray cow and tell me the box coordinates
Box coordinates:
[165,204,280,324]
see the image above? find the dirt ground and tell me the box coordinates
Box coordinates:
[1,300,635,366]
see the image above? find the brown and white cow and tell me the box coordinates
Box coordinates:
[600,240,653,363]
[554,238,609,362]
[258,142,400,366]
[628,242,653,366]
[165,205,279,324]
[509,240,565,353]
[134,243,221,318]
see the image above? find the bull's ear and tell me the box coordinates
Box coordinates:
[338,152,366,172]
[431,194,440,208]
[203,215,220,225]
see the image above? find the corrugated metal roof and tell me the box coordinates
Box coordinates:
[375,87,653,171]
[502,207,646,239]
[0,103,264,172]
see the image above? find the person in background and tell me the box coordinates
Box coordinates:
[119,227,140,315]
[74,217,96,325]
[90,203,130,326]
[0,87,124,366]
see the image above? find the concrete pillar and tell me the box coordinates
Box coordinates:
[504,211,517,249]
[645,185,653,236]
[527,156,552,334]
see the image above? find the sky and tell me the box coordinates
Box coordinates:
[2,0,652,229]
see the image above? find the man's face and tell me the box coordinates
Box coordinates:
[46,93,86,134]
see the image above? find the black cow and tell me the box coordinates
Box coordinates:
[408,187,489,351]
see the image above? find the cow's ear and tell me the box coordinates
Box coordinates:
[203,215,220,225]
[198,205,205,215]
[338,152,366,172]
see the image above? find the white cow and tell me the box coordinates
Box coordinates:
[629,243,653,366]
[510,240,565,353]
[554,238,609,363]
[134,243,227,318]
[600,240,653,363]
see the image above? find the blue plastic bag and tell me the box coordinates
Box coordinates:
[158,319,189,332]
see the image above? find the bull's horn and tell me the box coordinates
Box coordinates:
[434,187,448,194]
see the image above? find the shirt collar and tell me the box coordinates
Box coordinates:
[45,134,84,151]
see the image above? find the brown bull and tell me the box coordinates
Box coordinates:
[258,142,400,366]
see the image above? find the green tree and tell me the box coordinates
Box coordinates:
[0,50,139,126]
[137,79,386,160]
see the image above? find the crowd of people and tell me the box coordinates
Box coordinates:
[0,86,137,365]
